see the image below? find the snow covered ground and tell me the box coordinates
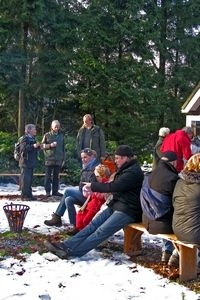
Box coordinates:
[0,183,199,300]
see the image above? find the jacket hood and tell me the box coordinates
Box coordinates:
[179,171,200,183]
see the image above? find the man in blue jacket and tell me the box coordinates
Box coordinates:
[44,145,144,259]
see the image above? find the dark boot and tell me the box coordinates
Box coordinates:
[44,241,68,259]
[44,213,62,227]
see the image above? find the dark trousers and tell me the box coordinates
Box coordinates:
[44,165,61,195]
[20,167,34,198]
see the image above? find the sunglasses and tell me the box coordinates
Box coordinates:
[81,148,93,155]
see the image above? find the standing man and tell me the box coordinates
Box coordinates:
[76,114,106,162]
[152,127,170,170]
[19,124,40,201]
[42,120,65,197]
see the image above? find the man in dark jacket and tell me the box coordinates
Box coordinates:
[76,114,106,162]
[19,124,40,201]
[140,151,179,263]
[44,145,144,259]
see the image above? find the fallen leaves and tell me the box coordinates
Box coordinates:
[0,228,69,259]
[0,228,199,292]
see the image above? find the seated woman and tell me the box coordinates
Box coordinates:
[171,153,200,267]
[66,164,110,235]
[44,148,99,227]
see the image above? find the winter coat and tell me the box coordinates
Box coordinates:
[42,131,65,166]
[19,135,39,168]
[90,159,144,221]
[160,130,192,172]
[172,172,200,244]
[141,160,179,234]
[76,178,108,230]
[76,125,106,160]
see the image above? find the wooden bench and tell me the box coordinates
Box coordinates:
[123,223,199,281]
[0,173,68,183]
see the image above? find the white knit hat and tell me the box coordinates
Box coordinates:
[158,127,170,137]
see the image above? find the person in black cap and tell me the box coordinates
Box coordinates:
[44,145,144,259]
[140,150,179,265]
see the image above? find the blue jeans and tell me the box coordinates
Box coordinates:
[55,186,85,225]
[162,239,174,253]
[61,207,135,257]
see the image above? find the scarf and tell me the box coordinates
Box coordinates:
[82,158,97,170]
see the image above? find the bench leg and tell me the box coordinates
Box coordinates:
[123,226,143,256]
[179,245,197,281]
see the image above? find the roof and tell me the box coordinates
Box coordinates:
[181,81,200,114]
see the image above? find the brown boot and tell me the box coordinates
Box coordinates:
[44,213,62,227]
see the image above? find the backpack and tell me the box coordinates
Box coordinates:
[14,136,24,161]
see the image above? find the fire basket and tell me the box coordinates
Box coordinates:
[3,203,30,233]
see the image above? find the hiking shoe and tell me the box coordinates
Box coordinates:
[44,213,62,227]
[168,252,179,267]
[44,241,68,259]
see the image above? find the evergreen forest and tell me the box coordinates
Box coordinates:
[0,0,199,168]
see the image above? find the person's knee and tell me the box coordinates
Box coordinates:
[63,186,74,198]
[65,196,75,207]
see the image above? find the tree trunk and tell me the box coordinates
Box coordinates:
[18,22,28,137]
[18,89,25,137]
